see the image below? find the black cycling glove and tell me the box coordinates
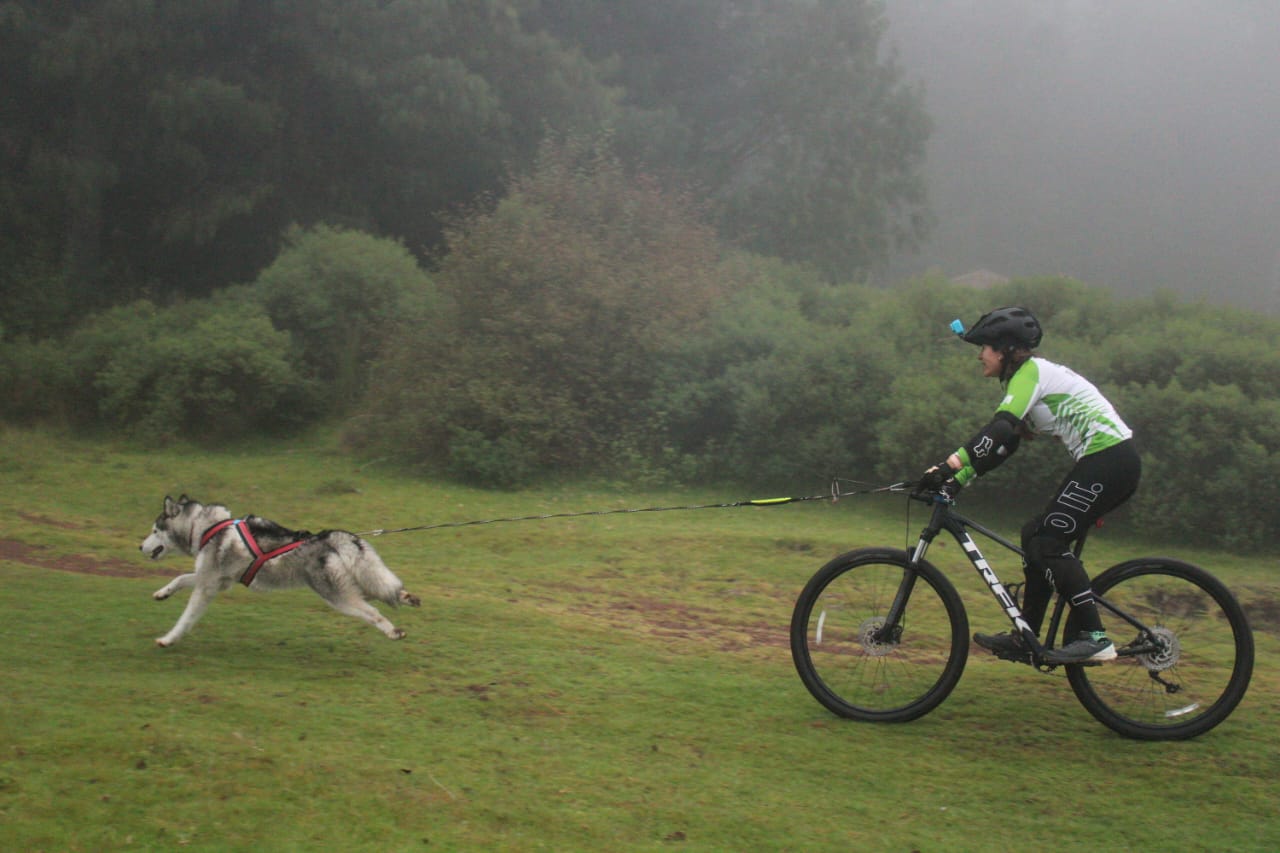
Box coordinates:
[918,462,955,492]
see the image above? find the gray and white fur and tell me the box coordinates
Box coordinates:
[140,495,420,647]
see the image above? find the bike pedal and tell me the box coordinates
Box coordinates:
[995,651,1033,665]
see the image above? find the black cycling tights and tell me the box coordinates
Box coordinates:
[1019,440,1142,636]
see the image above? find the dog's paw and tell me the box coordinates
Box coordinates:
[400,591,421,608]
[389,628,406,640]
[153,590,171,601]
[155,637,173,648]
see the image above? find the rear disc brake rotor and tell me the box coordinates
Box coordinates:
[1136,626,1179,672]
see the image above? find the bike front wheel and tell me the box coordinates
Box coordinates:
[790,548,969,722]
[1066,558,1254,740]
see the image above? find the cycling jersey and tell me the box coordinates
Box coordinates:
[954,357,1132,484]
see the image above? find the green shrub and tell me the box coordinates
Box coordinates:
[0,336,79,424]
[251,224,439,410]
[67,299,319,442]
[354,135,725,484]
[1123,381,1280,549]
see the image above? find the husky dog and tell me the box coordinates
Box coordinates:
[141,495,420,647]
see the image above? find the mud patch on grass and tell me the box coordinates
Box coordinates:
[0,538,167,579]
[568,594,790,653]
[1240,590,1280,637]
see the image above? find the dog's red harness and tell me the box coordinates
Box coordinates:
[199,519,306,586]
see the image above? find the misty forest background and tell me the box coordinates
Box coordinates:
[2,1,1279,551]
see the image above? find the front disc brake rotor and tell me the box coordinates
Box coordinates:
[858,617,900,656]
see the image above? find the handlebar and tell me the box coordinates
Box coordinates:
[897,480,962,506]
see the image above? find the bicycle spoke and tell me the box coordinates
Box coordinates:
[1067,560,1252,740]
[792,550,967,722]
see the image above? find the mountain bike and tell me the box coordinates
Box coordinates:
[789,485,1254,740]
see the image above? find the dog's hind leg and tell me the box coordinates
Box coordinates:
[156,585,218,647]
[324,593,408,640]
[153,572,197,601]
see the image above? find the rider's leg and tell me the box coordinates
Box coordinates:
[1031,442,1141,661]
[1018,520,1058,636]
[1028,442,1141,614]
[1024,530,1104,633]
[972,517,1069,656]
[980,442,1140,660]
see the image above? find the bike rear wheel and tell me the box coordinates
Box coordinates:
[1065,558,1253,740]
[790,548,969,722]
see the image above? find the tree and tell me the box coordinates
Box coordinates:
[1,1,286,311]
[0,0,619,329]
[716,0,932,279]
[530,0,933,280]
[4,0,930,337]
[354,135,726,483]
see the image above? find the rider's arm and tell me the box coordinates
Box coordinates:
[945,360,1039,485]
[947,411,1022,485]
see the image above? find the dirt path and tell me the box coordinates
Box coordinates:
[1,512,168,579]
[0,537,170,578]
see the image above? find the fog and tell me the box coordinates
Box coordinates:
[881,0,1280,309]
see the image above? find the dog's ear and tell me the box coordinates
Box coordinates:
[164,496,181,517]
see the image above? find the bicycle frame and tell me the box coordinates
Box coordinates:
[888,491,1164,665]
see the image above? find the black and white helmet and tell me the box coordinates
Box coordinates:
[961,306,1042,349]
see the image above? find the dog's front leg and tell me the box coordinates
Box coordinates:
[156,584,218,647]
[153,572,197,601]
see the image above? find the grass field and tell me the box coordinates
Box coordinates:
[2,428,1277,851]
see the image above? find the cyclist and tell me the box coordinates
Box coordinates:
[919,306,1141,663]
